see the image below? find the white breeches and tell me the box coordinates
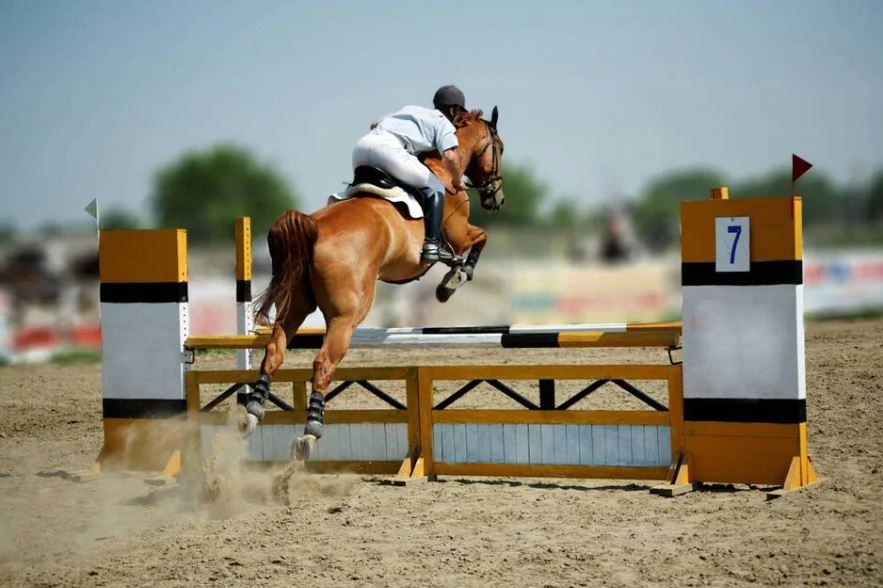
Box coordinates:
[352,129,445,197]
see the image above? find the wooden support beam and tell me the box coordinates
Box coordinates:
[767,456,821,500]
[650,452,697,497]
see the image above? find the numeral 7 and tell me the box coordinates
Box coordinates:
[727,225,742,264]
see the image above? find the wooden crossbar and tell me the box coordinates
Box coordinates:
[185,324,681,351]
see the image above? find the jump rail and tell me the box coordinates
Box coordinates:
[185,322,682,351]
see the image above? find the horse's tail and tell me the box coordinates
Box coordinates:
[254,210,318,326]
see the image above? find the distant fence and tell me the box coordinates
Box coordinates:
[3,249,881,362]
[803,250,883,315]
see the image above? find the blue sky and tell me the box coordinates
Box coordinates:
[1,0,881,229]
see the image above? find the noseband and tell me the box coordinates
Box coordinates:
[465,121,504,210]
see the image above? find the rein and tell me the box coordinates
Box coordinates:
[464,120,504,210]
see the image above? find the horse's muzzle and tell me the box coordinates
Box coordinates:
[481,188,505,212]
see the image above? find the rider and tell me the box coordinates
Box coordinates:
[352,85,467,262]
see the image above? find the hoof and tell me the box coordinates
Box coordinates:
[436,283,454,303]
[436,266,467,303]
[442,266,468,289]
[292,434,318,461]
[238,412,259,438]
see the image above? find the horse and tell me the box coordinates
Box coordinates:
[243,108,505,458]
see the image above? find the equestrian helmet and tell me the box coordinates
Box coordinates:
[433,85,466,110]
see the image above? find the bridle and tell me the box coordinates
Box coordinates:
[465,118,504,211]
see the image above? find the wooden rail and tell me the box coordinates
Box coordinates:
[185,322,682,351]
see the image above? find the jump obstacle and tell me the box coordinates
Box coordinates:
[93,188,817,496]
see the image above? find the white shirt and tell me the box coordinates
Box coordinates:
[376,105,458,156]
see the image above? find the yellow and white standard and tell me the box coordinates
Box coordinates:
[97,229,189,471]
[679,188,815,489]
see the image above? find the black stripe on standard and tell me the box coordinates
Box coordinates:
[103,398,187,419]
[421,326,510,334]
[100,282,188,303]
[684,398,806,424]
[681,260,802,286]
[236,280,252,302]
[287,334,325,349]
[500,332,560,348]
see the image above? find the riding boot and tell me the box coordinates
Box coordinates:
[421,191,445,262]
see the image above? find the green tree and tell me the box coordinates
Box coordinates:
[0,222,16,245]
[865,170,883,221]
[469,162,548,227]
[101,206,141,230]
[151,144,298,242]
[632,168,726,248]
[731,168,844,227]
[547,198,580,230]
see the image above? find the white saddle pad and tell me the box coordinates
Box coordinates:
[328,184,423,219]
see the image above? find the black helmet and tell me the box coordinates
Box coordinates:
[433,85,466,110]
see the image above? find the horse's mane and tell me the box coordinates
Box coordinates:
[453,109,485,129]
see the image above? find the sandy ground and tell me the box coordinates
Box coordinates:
[0,318,881,587]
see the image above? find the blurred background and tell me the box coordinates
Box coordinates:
[1,0,881,362]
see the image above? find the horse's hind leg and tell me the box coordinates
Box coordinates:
[244,301,314,435]
[293,261,376,459]
[292,315,357,459]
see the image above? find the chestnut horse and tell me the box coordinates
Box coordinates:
[244,108,505,457]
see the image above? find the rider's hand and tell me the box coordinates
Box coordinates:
[452,177,464,192]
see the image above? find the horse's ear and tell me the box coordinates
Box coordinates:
[491,106,499,129]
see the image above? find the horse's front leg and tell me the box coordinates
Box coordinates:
[462,223,487,281]
[437,210,488,301]
[441,192,487,278]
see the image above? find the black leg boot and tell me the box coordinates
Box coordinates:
[246,374,271,422]
[240,374,270,436]
[304,392,325,439]
[421,191,445,263]
[463,246,482,280]
[293,392,326,460]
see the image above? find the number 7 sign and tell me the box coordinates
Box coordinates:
[715,217,750,272]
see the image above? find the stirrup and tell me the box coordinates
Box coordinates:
[421,241,451,263]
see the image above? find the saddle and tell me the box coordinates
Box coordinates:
[351,166,419,194]
[327,166,424,219]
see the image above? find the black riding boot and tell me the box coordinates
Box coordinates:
[421,191,445,262]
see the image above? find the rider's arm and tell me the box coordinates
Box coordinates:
[443,147,464,192]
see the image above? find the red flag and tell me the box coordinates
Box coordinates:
[792,154,812,183]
